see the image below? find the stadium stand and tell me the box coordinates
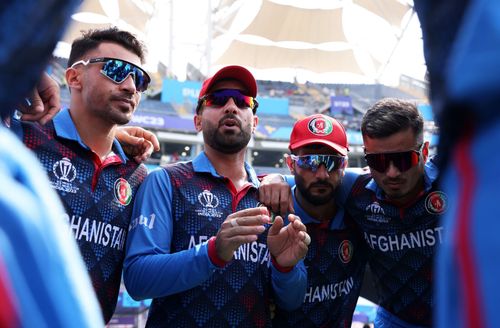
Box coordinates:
[50,60,435,170]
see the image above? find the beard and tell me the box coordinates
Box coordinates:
[202,114,252,154]
[295,174,336,206]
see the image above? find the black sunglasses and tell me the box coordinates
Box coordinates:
[71,57,151,92]
[364,144,423,173]
[198,89,259,113]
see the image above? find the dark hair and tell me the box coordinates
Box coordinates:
[361,98,423,141]
[67,27,147,67]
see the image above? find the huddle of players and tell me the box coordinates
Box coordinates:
[6,22,440,327]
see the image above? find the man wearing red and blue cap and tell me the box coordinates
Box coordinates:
[124,65,310,327]
[272,114,369,327]
[262,98,443,327]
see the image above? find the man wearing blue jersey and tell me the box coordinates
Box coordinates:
[347,98,443,327]
[262,98,443,327]
[124,65,310,327]
[10,27,152,323]
[271,114,368,327]
[0,0,104,326]
[413,1,500,327]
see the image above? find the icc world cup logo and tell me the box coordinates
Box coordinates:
[198,190,219,208]
[53,157,76,182]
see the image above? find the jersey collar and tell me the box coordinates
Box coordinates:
[53,108,128,163]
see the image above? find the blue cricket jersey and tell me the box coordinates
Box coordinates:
[345,163,443,327]
[11,109,148,323]
[124,152,307,327]
[0,127,103,327]
[272,184,368,328]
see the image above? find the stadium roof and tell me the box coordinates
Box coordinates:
[56,0,425,85]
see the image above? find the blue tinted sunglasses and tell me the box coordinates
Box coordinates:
[289,154,346,172]
[199,89,259,113]
[71,57,151,92]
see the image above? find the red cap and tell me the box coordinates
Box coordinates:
[289,114,349,156]
[198,65,257,99]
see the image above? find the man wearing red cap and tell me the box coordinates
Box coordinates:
[124,65,310,327]
[262,99,443,327]
[271,114,368,327]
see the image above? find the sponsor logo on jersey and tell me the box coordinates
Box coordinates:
[308,117,333,136]
[365,201,390,223]
[51,157,79,193]
[425,191,447,215]
[338,240,353,263]
[196,190,223,219]
[114,178,132,206]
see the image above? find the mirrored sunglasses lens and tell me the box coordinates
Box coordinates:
[296,155,343,172]
[103,60,149,91]
[206,90,254,109]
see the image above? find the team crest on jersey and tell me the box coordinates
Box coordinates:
[196,190,223,219]
[51,157,79,193]
[425,191,447,215]
[365,201,390,223]
[338,240,353,263]
[308,117,333,136]
[114,178,132,206]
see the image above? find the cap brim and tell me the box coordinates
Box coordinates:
[204,65,257,97]
[289,139,348,156]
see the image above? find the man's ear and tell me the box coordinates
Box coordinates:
[194,113,202,132]
[286,155,295,174]
[252,115,259,133]
[65,67,82,91]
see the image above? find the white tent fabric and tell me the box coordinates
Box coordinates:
[240,1,348,44]
[56,0,424,85]
[60,0,154,45]
[215,40,376,75]
[213,0,415,82]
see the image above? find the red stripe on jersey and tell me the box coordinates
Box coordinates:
[0,258,19,328]
[455,129,485,327]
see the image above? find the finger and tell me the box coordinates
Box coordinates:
[38,101,61,125]
[303,233,311,246]
[224,214,268,228]
[227,206,269,220]
[267,216,284,237]
[258,186,272,207]
[291,216,307,232]
[279,187,292,215]
[142,130,160,151]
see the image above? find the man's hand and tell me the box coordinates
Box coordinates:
[259,174,294,217]
[267,214,310,268]
[18,72,61,125]
[215,207,270,262]
[116,126,160,163]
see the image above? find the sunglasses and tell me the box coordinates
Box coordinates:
[364,144,423,173]
[289,154,346,172]
[71,57,151,92]
[199,89,258,113]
